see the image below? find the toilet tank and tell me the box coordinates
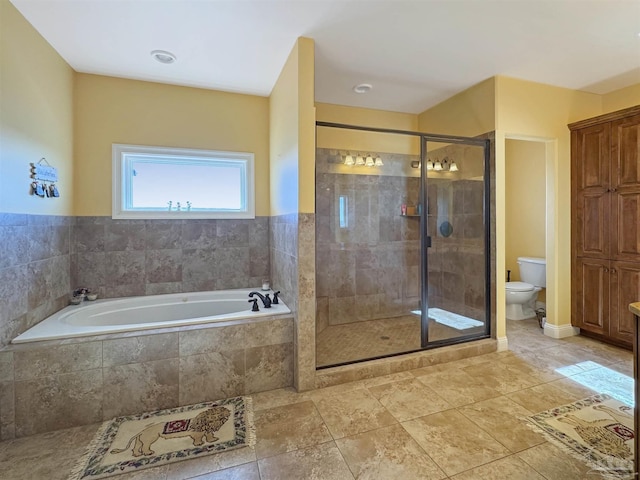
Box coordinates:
[517,257,546,287]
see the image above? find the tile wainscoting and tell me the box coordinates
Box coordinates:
[0,316,293,440]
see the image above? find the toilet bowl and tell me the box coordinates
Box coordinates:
[505,257,546,320]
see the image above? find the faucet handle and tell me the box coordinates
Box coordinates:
[264,293,272,308]
[272,291,281,304]
[248,298,260,312]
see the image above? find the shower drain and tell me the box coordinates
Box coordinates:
[380,335,390,340]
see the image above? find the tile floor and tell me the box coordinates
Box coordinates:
[0,318,634,479]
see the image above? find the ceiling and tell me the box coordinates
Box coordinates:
[10,0,640,114]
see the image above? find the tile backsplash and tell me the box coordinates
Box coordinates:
[0,214,270,348]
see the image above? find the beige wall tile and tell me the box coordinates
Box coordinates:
[179,325,246,357]
[179,351,245,405]
[0,352,13,382]
[0,380,15,440]
[14,369,103,437]
[13,342,102,381]
[244,318,293,348]
[103,358,179,419]
[102,333,179,367]
[245,343,293,394]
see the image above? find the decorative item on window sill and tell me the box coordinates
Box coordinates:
[411,157,459,172]
[343,152,383,167]
[167,201,192,212]
[30,158,60,198]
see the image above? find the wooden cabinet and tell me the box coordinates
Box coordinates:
[571,106,640,348]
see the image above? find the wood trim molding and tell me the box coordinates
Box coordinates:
[568,105,640,131]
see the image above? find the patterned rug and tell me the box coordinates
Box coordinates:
[69,396,255,479]
[525,394,634,479]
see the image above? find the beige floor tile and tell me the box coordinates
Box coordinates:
[188,461,260,480]
[251,387,311,411]
[517,443,610,480]
[314,388,397,439]
[402,409,510,476]
[457,396,545,453]
[450,455,546,480]
[415,368,502,407]
[368,378,452,422]
[254,400,333,459]
[506,379,595,414]
[0,423,100,480]
[461,361,542,394]
[257,442,355,480]
[335,423,446,480]
[164,447,256,480]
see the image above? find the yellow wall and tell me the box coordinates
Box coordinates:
[74,74,270,216]
[0,1,75,214]
[505,139,546,281]
[418,77,496,138]
[316,103,419,155]
[269,37,315,216]
[602,84,640,114]
[496,76,602,335]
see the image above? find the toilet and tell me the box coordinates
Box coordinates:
[505,257,546,320]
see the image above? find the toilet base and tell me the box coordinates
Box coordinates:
[506,302,536,321]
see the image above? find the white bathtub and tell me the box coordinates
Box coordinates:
[12,288,291,344]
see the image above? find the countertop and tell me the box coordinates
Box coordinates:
[629,302,640,317]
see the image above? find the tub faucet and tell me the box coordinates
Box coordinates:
[249,291,271,308]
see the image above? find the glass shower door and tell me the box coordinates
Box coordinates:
[421,138,490,346]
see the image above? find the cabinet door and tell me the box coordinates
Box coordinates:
[573,124,611,258]
[609,261,640,345]
[611,114,640,261]
[573,257,609,335]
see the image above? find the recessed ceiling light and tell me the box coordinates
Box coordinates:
[151,50,176,64]
[353,83,373,94]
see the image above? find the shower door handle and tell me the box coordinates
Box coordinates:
[426,236,432,248]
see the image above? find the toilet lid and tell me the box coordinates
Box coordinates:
[506,281,534,292]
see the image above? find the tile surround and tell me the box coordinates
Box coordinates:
[0,316,294,440]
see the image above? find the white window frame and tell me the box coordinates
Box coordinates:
[112,144,255,220]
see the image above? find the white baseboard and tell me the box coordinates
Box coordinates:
[496,336,509,352]
[543,323,580,339]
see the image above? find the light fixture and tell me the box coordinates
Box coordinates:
[449,160,459,172]
[150,50,176,64]
[353,83,373,94]
[365,155,375,167]
[433,159,443,171]
[426,160,434,171]
[375,156,384,167]
[344,154,355,166]
[355,154,365,166]
[411,161,421,169]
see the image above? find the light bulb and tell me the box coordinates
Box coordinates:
[344,154,354,166]
[375,156,383,167]
[449,161,459,172]
[365,155,374,167]
[426,160,433,171]
[355,155,365,166]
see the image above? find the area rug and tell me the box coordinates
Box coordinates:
[525,393,634,479]
[69,396,255,480]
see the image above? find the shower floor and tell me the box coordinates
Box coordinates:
[316,312,486,367]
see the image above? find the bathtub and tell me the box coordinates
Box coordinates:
[12,288,291,344]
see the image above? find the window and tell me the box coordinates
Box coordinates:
[112,144,255,219]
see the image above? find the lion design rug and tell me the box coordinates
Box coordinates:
[69,396,255,479]
[525,394,634,479]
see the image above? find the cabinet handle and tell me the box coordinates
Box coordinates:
[604,267,609,272]
[611,187,617,193]
[606,187,611,192]
[611,268,616,274]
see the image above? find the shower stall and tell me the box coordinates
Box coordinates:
[315,122,492,368]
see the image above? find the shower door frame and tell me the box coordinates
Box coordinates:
[315,121,492,362]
